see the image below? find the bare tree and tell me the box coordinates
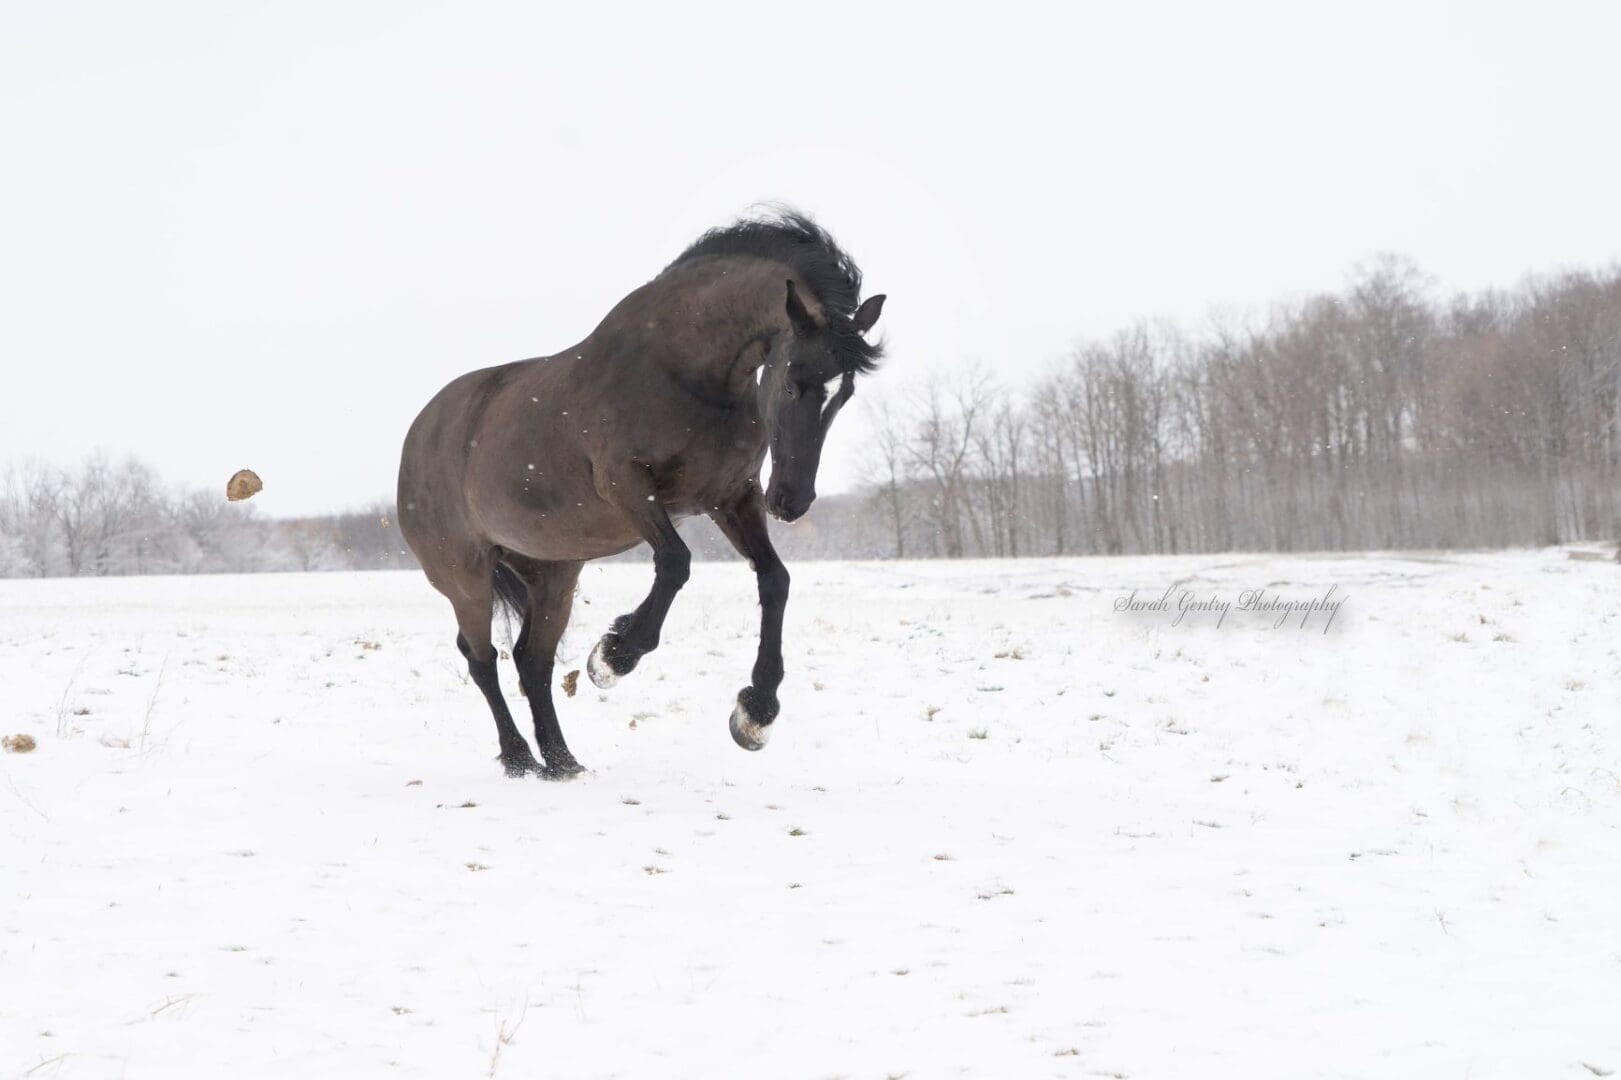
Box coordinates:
[907,365,992,558]
[865,398,913,558]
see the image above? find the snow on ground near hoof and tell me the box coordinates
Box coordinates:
[2,551,1619,1078]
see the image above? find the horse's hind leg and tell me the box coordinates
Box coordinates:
[447,577,542,777]
[508,559,586,779]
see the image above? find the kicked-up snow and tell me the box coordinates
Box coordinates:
[2,551,1619,1078]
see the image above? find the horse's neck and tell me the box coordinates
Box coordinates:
[653,259,791,392]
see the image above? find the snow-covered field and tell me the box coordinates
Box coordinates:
[3,551,1619,1079]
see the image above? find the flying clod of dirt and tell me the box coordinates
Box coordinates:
[226,469,263,502]
[561,670,580,698]
[2,733,37,754]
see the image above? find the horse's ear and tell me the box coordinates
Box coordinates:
[851,293,886,334]
[785,280,818,337]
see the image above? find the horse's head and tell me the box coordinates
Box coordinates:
[758,281,885,522]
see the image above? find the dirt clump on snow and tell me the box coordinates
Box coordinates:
[561,670,580,697]
[3,733,38,753]
[226,469,263,502]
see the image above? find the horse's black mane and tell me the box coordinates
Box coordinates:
[666,208,883,375]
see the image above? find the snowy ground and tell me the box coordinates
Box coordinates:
[3,550,1619,1079]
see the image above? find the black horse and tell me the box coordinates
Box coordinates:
[398,210,886,778]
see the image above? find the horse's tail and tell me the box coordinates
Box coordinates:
[492,559,529,628]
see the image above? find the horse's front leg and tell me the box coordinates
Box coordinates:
[709,490,789,750]
[587,465,691,689]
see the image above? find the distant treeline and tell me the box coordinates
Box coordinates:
[0,457,410,578]
[0,452,864,577]
[4,255,1619,577]
[845,256,1621,557]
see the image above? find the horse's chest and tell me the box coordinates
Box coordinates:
[652,411,764,510]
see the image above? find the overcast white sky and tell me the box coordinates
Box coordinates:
[3,1,1619,516]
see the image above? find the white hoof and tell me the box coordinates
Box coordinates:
[587,637,620,689]
[729,700,772,751]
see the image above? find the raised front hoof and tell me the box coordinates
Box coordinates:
[729,688,778,752]
[587,633,637,689]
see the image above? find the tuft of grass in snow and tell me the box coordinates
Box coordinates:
[487,1000,528,1078]
[136,652,170,754]
[149,994,202,1018]
[967,728,988,740]
[26,1053,71,1074]
[54,655,89,738]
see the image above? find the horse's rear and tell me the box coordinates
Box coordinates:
[398,360,596,779]
[397,364,507,594]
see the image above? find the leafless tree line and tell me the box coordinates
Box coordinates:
[5,256,1618,576]
[851,257,1621,557]
[0,455,412,578]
